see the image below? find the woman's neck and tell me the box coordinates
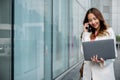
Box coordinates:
[90,30,99,40]
[94,26,100,36]
[90,26,100,40]
[95,31,99,36]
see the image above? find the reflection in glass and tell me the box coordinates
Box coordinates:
[0,0,12,80]
[14,0,44,80]
[53,0,69,78]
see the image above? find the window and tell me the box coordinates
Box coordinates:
[14,0,44,80]
[0,0,12,80]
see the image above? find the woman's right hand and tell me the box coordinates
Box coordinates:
[83,23,90,32]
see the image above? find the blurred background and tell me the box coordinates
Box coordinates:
[0,0,120,80]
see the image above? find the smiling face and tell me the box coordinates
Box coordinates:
[88,13,100,31]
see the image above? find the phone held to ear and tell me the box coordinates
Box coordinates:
[86,25,92,32]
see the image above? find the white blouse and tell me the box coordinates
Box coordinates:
[81,27,117,80]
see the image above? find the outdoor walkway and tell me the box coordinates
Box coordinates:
[60,48,120,80]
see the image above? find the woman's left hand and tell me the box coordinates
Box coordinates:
[91,55,104,63]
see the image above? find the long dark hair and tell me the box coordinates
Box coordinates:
[83,8,109,36]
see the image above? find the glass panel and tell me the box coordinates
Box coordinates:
[69,0,85,66]
[0,0,12,80]
[14,0,44,80]
[53,0,69,78]
[44,0,52,80]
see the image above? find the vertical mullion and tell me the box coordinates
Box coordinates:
[11,0,14,80]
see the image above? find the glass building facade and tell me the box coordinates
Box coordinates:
[0,0,118,80]
[0,0,12,80]
[14,0,91,80]
[112,0,120,35]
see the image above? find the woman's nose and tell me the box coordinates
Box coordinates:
[92,20,95,24]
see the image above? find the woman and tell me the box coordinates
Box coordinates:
[80,8,117,80]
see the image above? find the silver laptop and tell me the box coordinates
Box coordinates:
[82,39,116,61]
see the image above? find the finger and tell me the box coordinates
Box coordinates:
[84,23,89,27]
[84,23,90,29]
[91,57,95,62]
[100,58,104,62]
[93,56,95,59]
[91,58,93,62]
[95,55,98,60]
[96,55,103,63]
[92,56,95,61]
[85,23,89,25]
[95,55,99,62]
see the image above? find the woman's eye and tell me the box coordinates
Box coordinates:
[93,18,97,20]
[93,17,97,20]
[88,19,92,22]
